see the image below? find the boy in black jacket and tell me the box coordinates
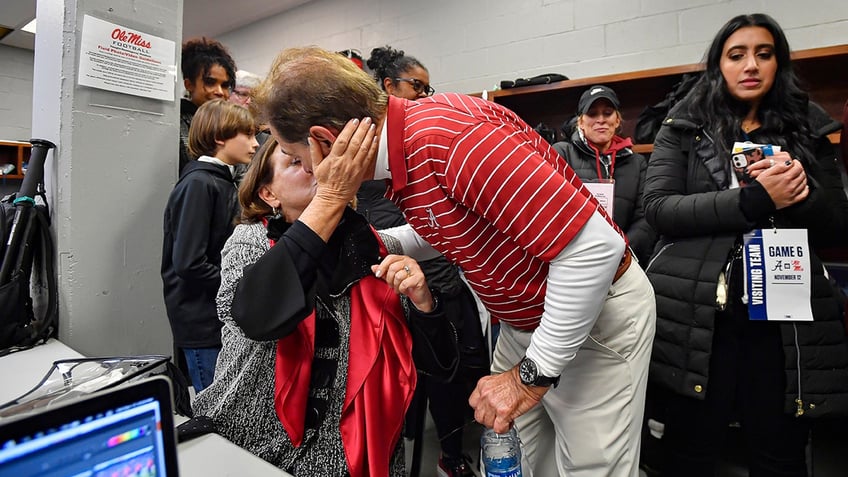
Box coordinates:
[162,99,258,392]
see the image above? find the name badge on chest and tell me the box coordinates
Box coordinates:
[743,229,813,321]
[583,179,615,217]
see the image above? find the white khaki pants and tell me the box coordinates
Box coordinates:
[492,263,656,477]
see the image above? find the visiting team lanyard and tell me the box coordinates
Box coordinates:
[742,228,813,321]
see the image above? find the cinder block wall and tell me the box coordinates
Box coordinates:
[220,0,848,95]
[4,2,848,143]
[0,45,34,141]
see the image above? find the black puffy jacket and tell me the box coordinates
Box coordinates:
[179,98,198,175]
[643,100,848,418]
[552,132,656,265]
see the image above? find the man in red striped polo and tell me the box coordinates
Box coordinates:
[257,46,656,477]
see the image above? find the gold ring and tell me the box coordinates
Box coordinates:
[403,265,412,276]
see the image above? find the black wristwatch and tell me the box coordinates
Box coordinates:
[518,356,560,388]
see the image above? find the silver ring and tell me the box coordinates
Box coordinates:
[403,265,412,276]
[769,159,775,167]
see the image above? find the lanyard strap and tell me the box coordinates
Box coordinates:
[594,148,617,179]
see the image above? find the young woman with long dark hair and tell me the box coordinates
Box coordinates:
[643,13,848,476]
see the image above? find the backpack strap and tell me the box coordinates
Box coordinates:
[30,203,58,344]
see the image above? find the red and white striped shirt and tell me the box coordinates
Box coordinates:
[385,94,623,330]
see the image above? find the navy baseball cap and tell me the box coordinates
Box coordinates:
[577,85,620,114]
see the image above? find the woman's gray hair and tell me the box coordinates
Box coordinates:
[235,70,262,90]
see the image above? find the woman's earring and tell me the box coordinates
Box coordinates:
[272,206,282,220]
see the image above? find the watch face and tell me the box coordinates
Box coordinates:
[519,357,537,385]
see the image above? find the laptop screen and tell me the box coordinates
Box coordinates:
[0,376,179,477]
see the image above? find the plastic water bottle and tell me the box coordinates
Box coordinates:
[481,427,523,477]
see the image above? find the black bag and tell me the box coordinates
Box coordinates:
[407,302,460,383]
[560,115,579,141]
[634,72,702,145]
[444,284,489,382]
[0,193,58,356]
[534,122,557,145]
[0,139,58,357]
[501,73,568,89]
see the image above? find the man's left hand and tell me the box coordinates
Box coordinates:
[469,367,549,433]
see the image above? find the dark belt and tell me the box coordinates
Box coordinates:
[612,247,632,284]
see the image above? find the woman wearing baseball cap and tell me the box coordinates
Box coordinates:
[552,85,656,265]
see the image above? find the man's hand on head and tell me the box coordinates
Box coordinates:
[311,117,377,206]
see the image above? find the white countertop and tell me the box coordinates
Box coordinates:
[0,340,292,476]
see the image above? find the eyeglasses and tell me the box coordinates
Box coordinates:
[393,78,435,96]
[230,88,251,98]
